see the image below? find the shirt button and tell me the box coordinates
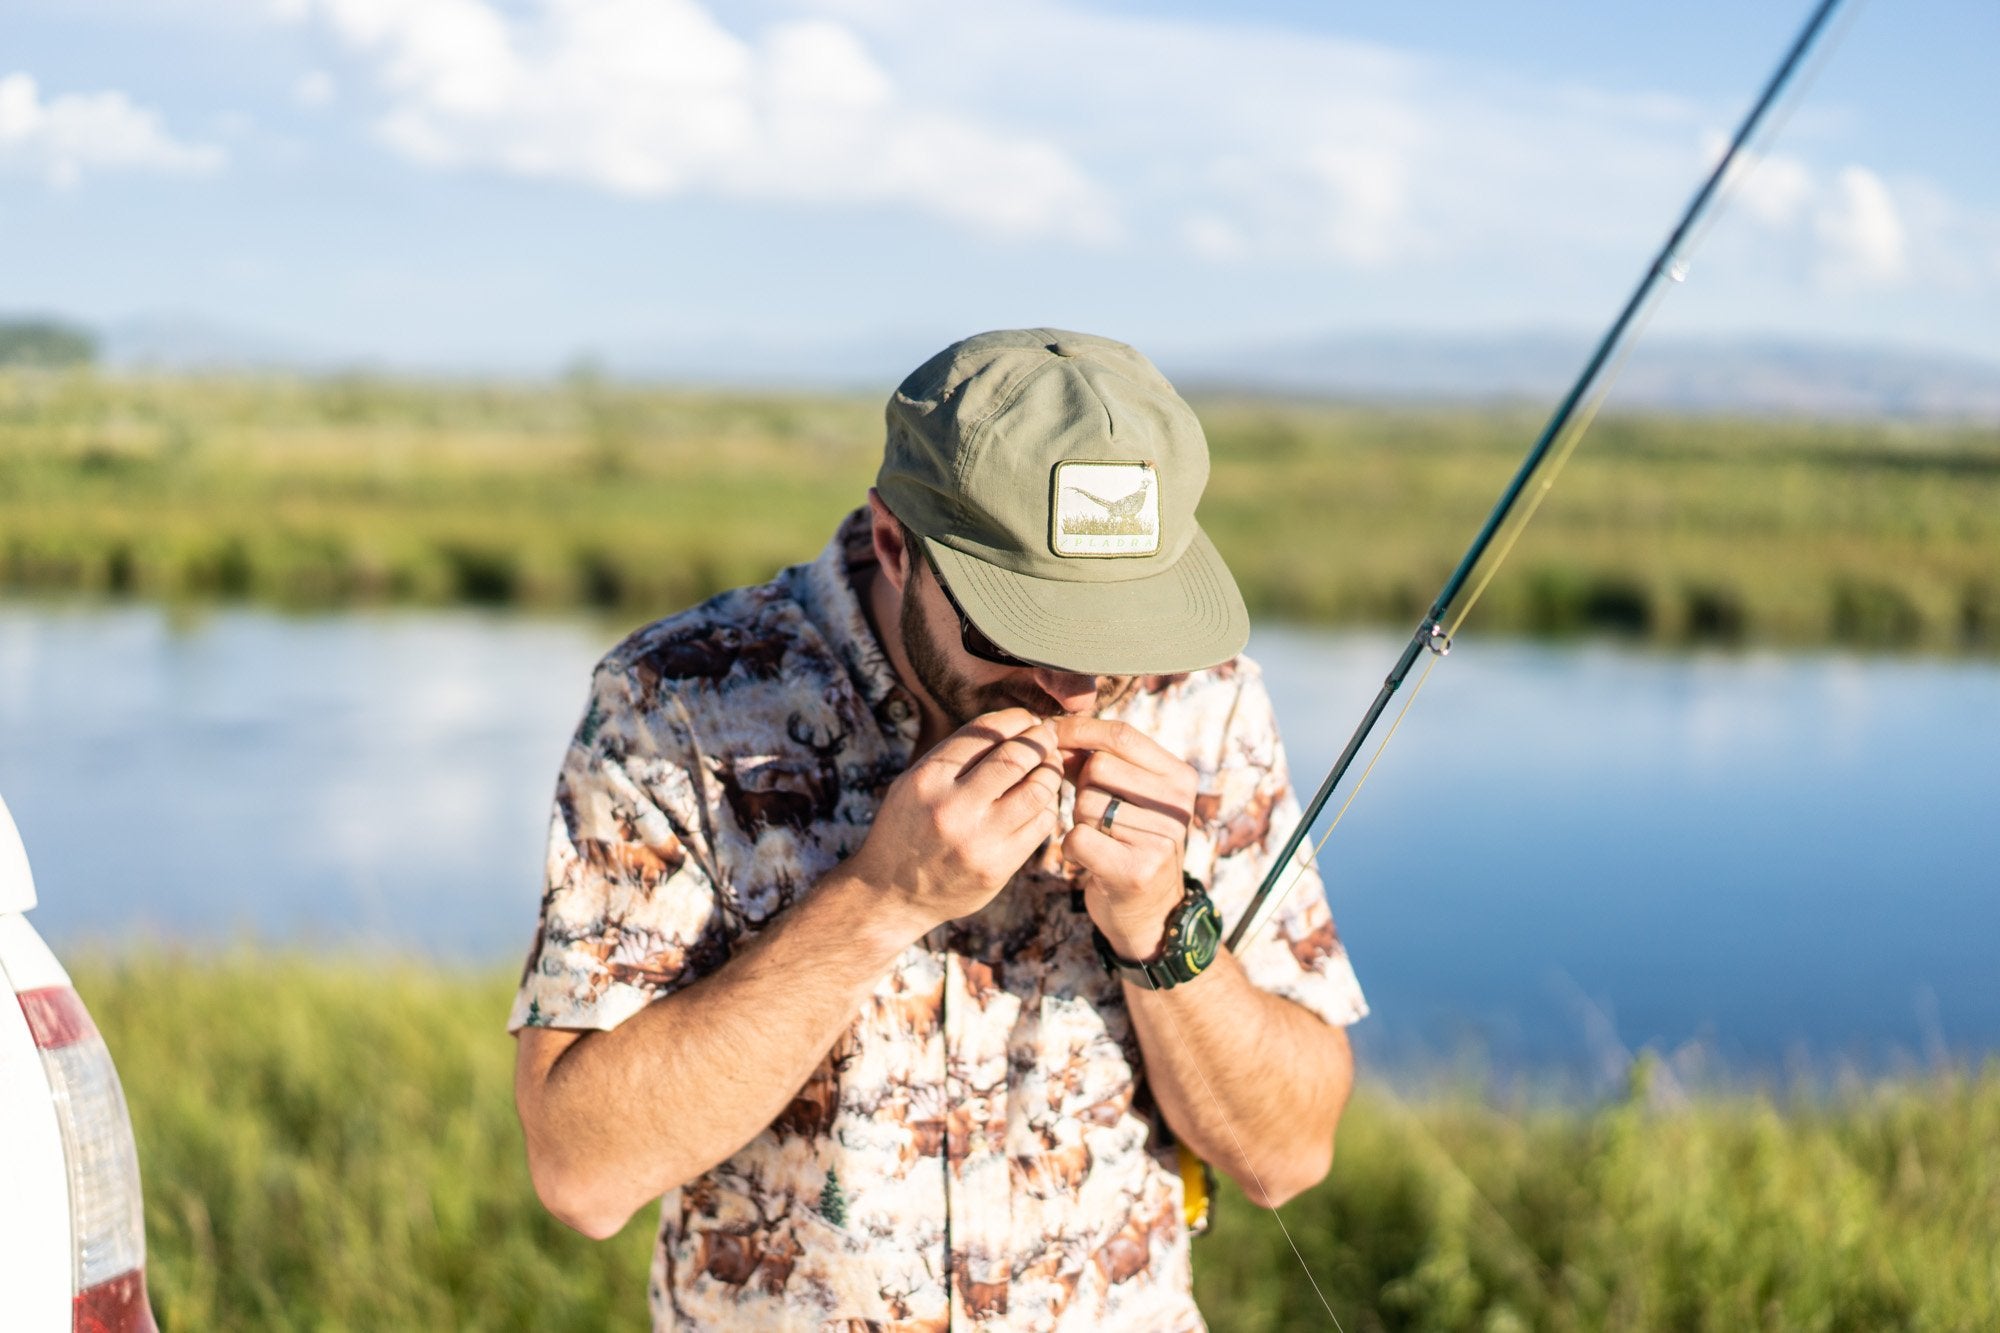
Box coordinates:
[885,696,912,722]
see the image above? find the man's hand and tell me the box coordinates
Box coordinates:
[842,707,1065,935]
[1055,717,1199,962]
[518,710,1059,1237]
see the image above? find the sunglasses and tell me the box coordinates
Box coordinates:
[920,551,1041,669]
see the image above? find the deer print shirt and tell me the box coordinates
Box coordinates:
[509,509,1368,1332]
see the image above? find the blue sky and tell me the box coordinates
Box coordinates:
[2,0,1994,375]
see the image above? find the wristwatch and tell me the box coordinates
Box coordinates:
[1094,873,1223,989]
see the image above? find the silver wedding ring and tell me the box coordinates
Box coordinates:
[1099,797,1122,833]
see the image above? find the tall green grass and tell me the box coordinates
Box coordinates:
[75,955,651,1331]
[68,956,2000,1331]
[6,369,1999,649]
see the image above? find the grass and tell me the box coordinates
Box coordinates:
[68,954,2000,1332]
[4,368,1999,650]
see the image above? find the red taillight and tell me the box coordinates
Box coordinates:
[74,1270,157,1333]
[18,985,157,1333]
[19,986,100,1049]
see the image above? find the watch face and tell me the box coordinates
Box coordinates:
[1180,898,1222,976]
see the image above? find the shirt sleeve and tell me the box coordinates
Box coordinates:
[508,662,729,1034]
[1199,663,1368,1029]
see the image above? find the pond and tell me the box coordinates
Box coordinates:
[2,602,1994,1082]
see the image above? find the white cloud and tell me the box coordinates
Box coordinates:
[1706,135,1914,292]
[259,0,1993,307]
[1814,165,1907,289]
[785,0,2000,310]
[294,70,338,108]
[0,72,225,188]
[793,0,1713,269]
[1714,138,1814,230]
[1890,176,2000,297]
[1182,214,1247,261]
[278,0,1116,241]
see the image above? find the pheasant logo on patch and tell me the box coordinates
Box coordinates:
[1051,460,1161,557]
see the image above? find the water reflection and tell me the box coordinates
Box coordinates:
[2,603,1994,1077]
[1250,626,2000,1078]
[0,604,609,961]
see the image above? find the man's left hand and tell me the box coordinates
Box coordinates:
[1054,717,1199,962]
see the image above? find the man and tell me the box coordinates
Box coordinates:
[510,328,1367,1330]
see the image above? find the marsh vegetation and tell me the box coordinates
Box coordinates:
[77,956,1999,1331]
[6,369,1995,650]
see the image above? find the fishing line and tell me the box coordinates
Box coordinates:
[1148,3,1858,1326]
[1441,0,1866,642]
[1235,340,1632,946]
[1224,0,1854,957]
[1676,0,1870,266]
[1137,976,1348,1331]
[1443,293,1671,640]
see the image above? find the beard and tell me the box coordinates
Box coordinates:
[898,572,1137,726]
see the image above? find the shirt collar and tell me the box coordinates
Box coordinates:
[797,507,921,742]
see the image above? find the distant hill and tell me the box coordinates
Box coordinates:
[600,328,2000,420]
[38,309,2000,421]
[97,313,339,374]
[0,317,96,367]
[1165,331,2000,420]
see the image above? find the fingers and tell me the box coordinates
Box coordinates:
[942,708,1063,845]
[1061,820,1170,887]
[1073,785,1184,846]
[1061,821,1130,876]
[1055,718,1197,834]
[995,752,1064,827]
[1006,778,1065,846]
[924,707,1046,778]
[1052,716,1178,775]
[1069,750,1194,824]
[960,716,1060,799]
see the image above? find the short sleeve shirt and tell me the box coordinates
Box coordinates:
[510,510,1368,1332]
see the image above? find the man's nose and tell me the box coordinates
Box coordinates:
[1033,668,1100,714]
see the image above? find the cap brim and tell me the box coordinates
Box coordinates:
[923,527,1250,676]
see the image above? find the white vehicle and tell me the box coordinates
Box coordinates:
[0,795,157,1332]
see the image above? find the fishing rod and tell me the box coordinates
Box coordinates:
[1225,0,1851,954]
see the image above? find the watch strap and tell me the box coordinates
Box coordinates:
[1093,873,1219,990]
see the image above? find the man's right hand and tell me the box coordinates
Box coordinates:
[518,706,1063,1237]
[842,707,1064,936]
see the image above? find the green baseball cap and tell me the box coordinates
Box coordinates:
[877,328,1250,675]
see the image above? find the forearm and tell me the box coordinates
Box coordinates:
[1124,949,1353,1209]
[519,866,926,1235]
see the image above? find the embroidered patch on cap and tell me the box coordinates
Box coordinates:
[1050,460,1161,557]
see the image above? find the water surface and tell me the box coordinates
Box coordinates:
[2,602,1993,1078]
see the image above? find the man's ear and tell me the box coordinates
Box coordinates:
[867,488,913,593]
